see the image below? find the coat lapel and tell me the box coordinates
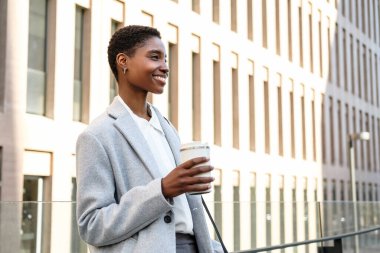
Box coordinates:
[107,98,162,179]
[152,106,181,166]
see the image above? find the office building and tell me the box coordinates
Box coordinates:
[0,0,379,252]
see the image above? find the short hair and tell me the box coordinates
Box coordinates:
[107,25,161,81]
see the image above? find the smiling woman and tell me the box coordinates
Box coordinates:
[118,37,169,99]
[76,25,222,253]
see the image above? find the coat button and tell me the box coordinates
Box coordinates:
[164,215,172,223]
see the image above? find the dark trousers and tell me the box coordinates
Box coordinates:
[176,233,199,253]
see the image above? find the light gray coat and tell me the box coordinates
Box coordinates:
[76,98,221,253]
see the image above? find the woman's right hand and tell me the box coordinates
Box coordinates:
[161,157,214,198]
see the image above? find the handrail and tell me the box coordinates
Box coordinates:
[235,225,380,253]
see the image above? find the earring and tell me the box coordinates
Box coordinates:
[123,67,127,74]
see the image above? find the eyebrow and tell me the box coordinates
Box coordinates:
[147,49,162,54]
[147,49,166,57]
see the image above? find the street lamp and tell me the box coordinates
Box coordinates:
[348,131,370,253]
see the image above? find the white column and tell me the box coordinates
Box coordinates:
[0,1,28,252]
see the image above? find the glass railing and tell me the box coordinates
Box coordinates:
[0,201,379,253]
[208,201,380,253]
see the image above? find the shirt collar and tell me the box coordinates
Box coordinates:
[117,95,164,135]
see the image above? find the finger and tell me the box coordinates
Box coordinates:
[186,165,214,177]
[186,183,212,193]
[181,157,209,169]
[186,175,215,185]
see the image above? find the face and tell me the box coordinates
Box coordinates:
[123,37,169,94]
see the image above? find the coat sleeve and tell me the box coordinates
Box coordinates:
[76,130,173,247]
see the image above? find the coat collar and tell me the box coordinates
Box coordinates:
[107,98,181,179]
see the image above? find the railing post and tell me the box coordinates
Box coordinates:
[317,238,343,253]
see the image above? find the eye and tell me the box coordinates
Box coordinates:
[150,54,159,60]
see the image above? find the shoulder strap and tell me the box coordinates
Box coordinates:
[201,197,229,253]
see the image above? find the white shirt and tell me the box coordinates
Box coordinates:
[117,96,194,234]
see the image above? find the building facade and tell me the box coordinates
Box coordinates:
[0,0,379,252]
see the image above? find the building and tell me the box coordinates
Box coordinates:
[0,0,379,252]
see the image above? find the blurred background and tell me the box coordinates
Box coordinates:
[0,0,380,252]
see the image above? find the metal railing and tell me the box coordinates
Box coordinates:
[236,226,380,253]
[0,201,380,253]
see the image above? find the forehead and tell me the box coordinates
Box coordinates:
[135,37,166,54]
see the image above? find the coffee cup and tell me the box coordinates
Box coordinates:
[180,142,212,195]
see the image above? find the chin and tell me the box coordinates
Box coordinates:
[151,88,165,94]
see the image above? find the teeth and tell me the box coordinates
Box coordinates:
[153,76,166,82]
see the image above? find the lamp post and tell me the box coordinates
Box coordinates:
[348,131,370,253]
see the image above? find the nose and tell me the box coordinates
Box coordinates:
[160,61,169,75]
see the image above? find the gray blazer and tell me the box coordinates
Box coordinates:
[76,98,221,253]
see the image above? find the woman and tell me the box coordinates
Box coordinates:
[76,25,222,253]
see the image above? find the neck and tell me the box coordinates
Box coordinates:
[118,91,151,120]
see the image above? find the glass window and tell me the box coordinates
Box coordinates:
[214,185,222,239]
[280,187,285,246]
[323,178,328,200]
[301,87,306,159]
[350,34,355,94]
[278,81,283,156]
[232,65,239,149]
[298,4,303,67]
[357,40,361,98]
[304,188,309,252]
[375,55,379,107]
[0,0,5,112]
[0,146,2,199]
[71,178,87,253]
[335,23,340,87]
[233,185,240,250]
[192,52,201,141]
[212,0,220,23]
[311,92,316,161]
[321,95,326,163]
[290,86,295,158]
[369,51,374,104]
[73,7,84,122]
[329,97,335,164]
[332,179,336,200]
[292,187,297,243]
[308,4,313,72]
[192,0,200,13]
[231,0,237,32]
[168,42,178,128]
[22,176,50,253]
[27,0,48,115]
[343,29,348,91]
[318,11,323,77]
[275,0,280,55]
[338,100,343,165]
[288,0,293,61]
[263,68,270,154]
[250,183,256,248]
[249,73,255,151]
[262,0,268,48]
[363,45,368,102]
[266,185,271,247]
[109,20,120,103]
[247,0,253,40]
[213,60,221,146]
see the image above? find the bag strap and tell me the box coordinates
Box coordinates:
[201,196,229,253]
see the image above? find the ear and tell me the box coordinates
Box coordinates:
[116,53,128,70]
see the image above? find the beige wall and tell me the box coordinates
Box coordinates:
[0,0,380,252]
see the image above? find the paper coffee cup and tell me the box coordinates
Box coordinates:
[180,142,212,195]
